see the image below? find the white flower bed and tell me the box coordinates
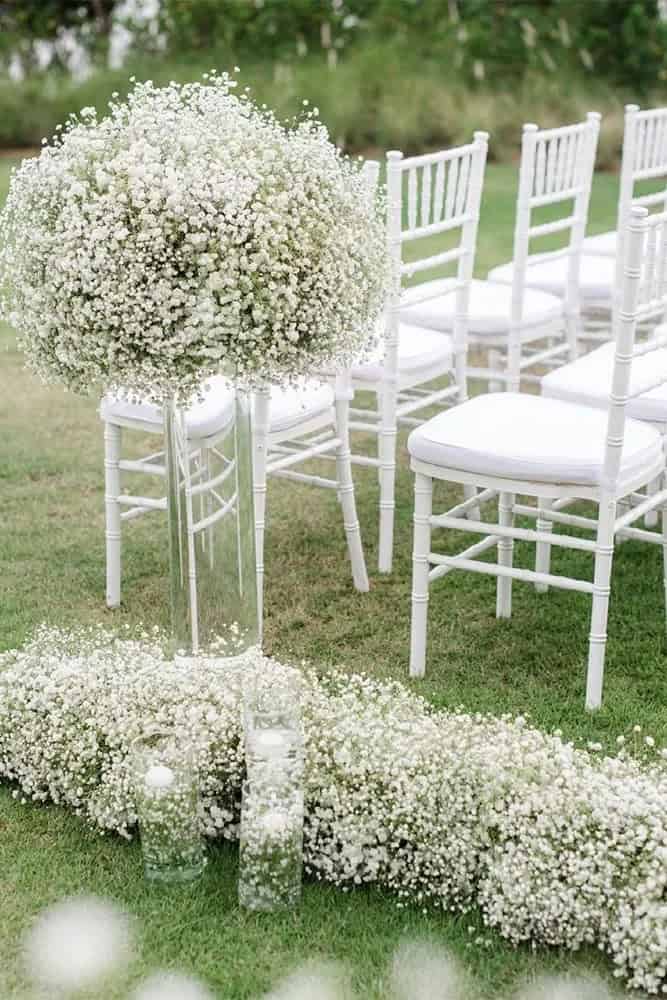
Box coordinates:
[1,626,666,993]
[0,74,387,401]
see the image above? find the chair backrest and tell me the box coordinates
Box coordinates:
[511,113,601,323]
[385,132,488,399]
[618,105,667,224]
[613,105,667,299]
[602,204,667,490]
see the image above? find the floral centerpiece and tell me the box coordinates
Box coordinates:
[0,73,388,649]
[0,73,386,400]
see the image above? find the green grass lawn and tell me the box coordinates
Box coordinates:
[1,154,664,997]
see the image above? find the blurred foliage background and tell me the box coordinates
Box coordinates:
[1,0,667,164]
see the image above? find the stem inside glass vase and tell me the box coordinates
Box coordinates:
[164,387,259,659]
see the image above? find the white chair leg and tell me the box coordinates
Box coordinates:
[463,484,480,521]
[534,498,554,592]
[586,495,617,711]
[496,491,514,618]
[378,382,398,573]
[182,441,199,654]
[645,475,661,528]
[252,390,270,637]
[616,495,630,544]
[334,397,369,592]
[662,481,667,636]
[488,348,504,393]
[409,472,433,678]
[104,422,122,608]
[565,311,579,363]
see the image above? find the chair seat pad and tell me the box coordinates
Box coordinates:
[407,392,662,486]
[400,278,563,336]
[542,338,667,424]
[100,376,235,439]
[487,254,616,304]
[351,324,453,382]
[263,381,334,434]
[582,230,617,257]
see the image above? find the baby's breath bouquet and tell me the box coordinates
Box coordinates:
[0,73,387,401]
[0,73,388,653]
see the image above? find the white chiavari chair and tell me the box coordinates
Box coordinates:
[481,114,603,373]
[404,116,600,392]
[583,104,667,261]
[102,376,368,637]
[407,206,667,710]
[534,199,667,585]
[490,107,667,349]
[350,134,488,574]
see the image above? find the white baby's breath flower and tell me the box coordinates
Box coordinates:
[515,973,614,1000]
[23,895,133,991]
[263,960,352,1000]
[132,970,215,1000]
[0,75,388,403]
[2,626,667,994]
[389,940,467,1000]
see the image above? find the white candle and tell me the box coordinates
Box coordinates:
[145,764,175,790]
[261,809,289,836]
[253,729,289,756]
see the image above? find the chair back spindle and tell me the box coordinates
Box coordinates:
[386,132,489,403]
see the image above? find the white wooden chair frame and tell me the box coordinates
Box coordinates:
[533,198,667,590]
[409,206,667,710]
[587,105,667,260]
[104,378,368,643]
[350,135,489,573]
[483,114,600,390]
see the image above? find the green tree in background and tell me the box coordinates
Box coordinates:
[0,0,119,71]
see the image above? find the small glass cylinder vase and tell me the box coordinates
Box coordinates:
[164,387,259,659]
[238,775,304,911]
[243,672,304,778]
[131,730,206,884]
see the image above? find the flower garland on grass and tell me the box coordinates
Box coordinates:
[0,74,387,401]
[1,626,666,993]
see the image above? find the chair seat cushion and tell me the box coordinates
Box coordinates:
[407,392,662,487]
[263,381,334,434]
[542,338,667,424]
[351,324,453,382]
[487,254,616,305]
[400,278,563,336]
[100,376,235,439]
[582,229,617,257]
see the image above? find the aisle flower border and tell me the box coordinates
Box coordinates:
[1,626,666,994]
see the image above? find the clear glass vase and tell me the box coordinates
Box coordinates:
[131,730,206,884]
[238,775,304,912]
[164,388,259,658]
[243,671,304,778]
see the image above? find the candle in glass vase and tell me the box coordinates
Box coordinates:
[145,764,175,791]
[253,729,290,757]
[131,732,205,884]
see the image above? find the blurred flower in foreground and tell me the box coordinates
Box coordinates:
[515,973,615,1000]
[22,895,133,992]
[389,940,467,1000]
[263,960,353,1000]
[132,969,215,1000]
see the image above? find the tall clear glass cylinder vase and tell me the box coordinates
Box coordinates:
[164,388,259,659]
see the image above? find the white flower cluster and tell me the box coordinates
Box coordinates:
[2,626,667,993]
[0,75,387,402]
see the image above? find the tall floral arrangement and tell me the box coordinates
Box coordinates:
[0,73,387,401]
